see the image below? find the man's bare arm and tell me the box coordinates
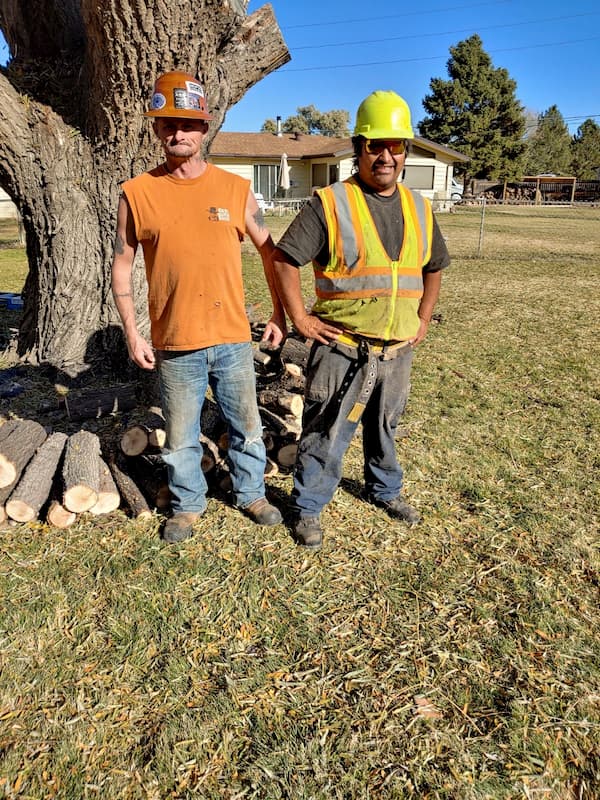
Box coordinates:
[272,248,340,344]
[411,269,442,347]
[111,195,155,369]
[245,190,287,347]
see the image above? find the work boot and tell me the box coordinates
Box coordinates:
[368,495,421,525]
[162,511,201,543]
[242,498,282,526]
[293,516,323,550]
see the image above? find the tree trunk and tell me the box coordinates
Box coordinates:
[0,1,290,372]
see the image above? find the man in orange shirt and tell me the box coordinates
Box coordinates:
[111,71,285,542]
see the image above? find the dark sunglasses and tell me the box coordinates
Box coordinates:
[364,139,406,156]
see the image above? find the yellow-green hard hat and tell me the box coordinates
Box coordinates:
[354,90,414,139]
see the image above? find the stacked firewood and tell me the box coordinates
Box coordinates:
[0,333,310,528]
[0,423,154,528]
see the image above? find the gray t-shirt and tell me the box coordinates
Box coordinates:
[277,180,450,273]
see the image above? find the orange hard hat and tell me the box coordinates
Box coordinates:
[145,71,213,120]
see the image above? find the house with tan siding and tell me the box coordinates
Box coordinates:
[208,131,468,210]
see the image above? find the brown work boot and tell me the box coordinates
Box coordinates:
[162,512,201,543]
[293,516,323,550]
[368,495,421,525]
[242,498,282,526]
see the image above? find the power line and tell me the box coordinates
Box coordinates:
[285,0,513,29]
[276,35,600,73]
[291,12,600,51]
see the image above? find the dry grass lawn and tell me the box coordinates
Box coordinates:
[0,205,598,799]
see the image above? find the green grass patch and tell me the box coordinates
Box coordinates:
[0,219,27,294]
[0,206,599,798]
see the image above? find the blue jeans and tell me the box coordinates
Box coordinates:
[292,341,413,518]
[157,343,267,514]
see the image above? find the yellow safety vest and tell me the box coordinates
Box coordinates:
[312,178,433,341]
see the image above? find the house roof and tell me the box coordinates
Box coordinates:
[210,131,469,162]
[210,132,351,159]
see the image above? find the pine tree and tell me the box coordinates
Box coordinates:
[524,106,572,176]
[418,35,526,188]
[570,119,600,180]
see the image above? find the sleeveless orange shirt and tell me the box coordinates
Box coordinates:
[123,163,250,350]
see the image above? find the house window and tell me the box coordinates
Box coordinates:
[254,165,278,201]
[403,165,435,190]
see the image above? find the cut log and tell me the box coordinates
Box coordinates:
[262,431,275,452]
[88,458,121,515]
[201,449,216,474]
[0,467,21,510]
[47,499,77,529]
[285,362,303,378]
[217,431,229,452]
[109,456,152,520]
[62,431,102,512]
[126,455,171,511]
[258,406,302,439]
[148,428,167,448]
[120,424,150,456]
[120,409,166,454]
[281,336,311,370]
[276,443,298,468]
[0,420,48,488]
[0,419,20,443]
[5,432,68,523]
[57,384,138,420]
[253,348,271,366]
[200,434,228,472]
[257,389,304,419]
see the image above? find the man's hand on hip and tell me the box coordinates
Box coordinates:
[409,318,430,348]
[294,314,341,344]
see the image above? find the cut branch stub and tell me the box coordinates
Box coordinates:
[62,430,102,512]
[0,420,48,488]
[5,432,68,522]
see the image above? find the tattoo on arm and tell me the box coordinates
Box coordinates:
[112,291,133,298]
[114,232,125,255]
[253,208,266,229]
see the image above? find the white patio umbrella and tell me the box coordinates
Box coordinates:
[278,152,291,194]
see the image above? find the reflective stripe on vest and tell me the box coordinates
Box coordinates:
[314,179,432,300]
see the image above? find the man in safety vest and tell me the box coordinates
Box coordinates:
[273,90,450,550]
[111,71,285,542]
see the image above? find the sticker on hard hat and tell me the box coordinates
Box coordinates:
[173,88,202,110]
[186,81,205,97]
[150,93,167,110]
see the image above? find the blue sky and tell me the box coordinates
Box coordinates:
[222,0,600,135]
[0,1,597,136]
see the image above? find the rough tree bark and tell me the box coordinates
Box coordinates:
[0,1,289,372]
